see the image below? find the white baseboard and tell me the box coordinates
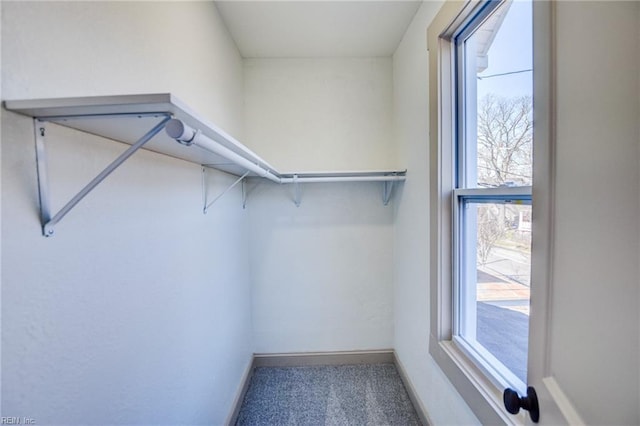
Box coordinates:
[393,352,433,426]
[226,349,430,426]
[253,349,394,367]
[225,357,255,426]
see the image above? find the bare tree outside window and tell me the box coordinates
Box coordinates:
[477,204,504,265]
[477,94,532,188]
[476,94,532,265]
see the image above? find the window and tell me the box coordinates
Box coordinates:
[428,0,534,421]
[454,0,533,394]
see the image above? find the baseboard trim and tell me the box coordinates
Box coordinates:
[226,349,431,426]
[225,357,255,426]
[253,349,395,367]
[393,351,433,426]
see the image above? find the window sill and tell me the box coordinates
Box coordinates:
[430,337,527,425]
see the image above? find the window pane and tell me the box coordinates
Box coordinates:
[463,0,533,188]
[454,0,533,392]
[460,201,531,385]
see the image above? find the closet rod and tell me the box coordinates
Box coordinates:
[278,176,405,183]
[165,119,406,185]
[165,119,281,184]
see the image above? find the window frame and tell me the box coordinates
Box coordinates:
[427,0,535,423]
[453,0,534,394]
[453,192,531,394]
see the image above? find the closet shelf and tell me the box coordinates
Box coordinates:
[4,93,406,236]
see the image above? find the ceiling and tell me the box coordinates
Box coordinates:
[215,1,423,58]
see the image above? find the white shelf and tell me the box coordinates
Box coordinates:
[4,93,406,235]
[5,93,279,178]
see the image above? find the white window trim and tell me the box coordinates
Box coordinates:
[427,1,539,423]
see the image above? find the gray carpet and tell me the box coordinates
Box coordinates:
[236,363,421,425]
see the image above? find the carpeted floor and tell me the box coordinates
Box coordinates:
[236,363,421,425]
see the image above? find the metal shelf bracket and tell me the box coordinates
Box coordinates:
[292,174,301,207]
[202,167,250,213]
[35,120,51,233]
[242,179,248,210]
[35,115,172,237]
[383,180,396,206]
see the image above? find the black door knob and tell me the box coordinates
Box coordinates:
[503,386,540,423]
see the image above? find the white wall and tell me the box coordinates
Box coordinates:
[392,2,480,424]
[1,2,252,424]
[2,1,243,138]
[243,58,395,172]
[244,57,395,353]
[544,2,639,423]
[247,181,394,353]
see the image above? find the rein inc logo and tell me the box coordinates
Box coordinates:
[1,418,35,425]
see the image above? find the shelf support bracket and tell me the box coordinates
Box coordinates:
[382,179,396,206]
[242,179,248,210]
[292,174,301,207]
[37,115,172,237]
[203,169,250,213]
[35,120,51,230]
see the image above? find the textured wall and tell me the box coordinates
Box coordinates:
[1,2,251,424]
[247,181,394,353]
[243,57,395,172]
[243,57,395,354]
[2,1,243,139]
[547,2,639,423]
